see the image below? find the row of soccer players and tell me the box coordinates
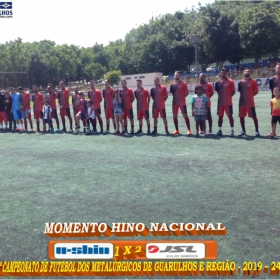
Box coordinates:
[1,65,280,136]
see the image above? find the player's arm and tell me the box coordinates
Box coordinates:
[191,102,195,117]
[150,89,154,100]
[118,91,122,104]
[146,90,150,105]
[170,85,173,96]
[130,90,135,103]
[184,84,189,97]
[99,91,103,103]
[253,80,259,96]
[209,84,214,97]
[164,87,168,101]
[231,80,235,96]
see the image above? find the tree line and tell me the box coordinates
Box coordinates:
[0,0,279,88]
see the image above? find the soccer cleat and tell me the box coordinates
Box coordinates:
[187,130,192,135]
[61,128,67,132]
[238,131,246,136]
[172,130,179,135]
[151,129,158,135]
[255,131,260,137]
[91,130,97,135]
[269,131,276,136]
[124,129,128,134]
[50,128,54,132]
[199,130,204,134]
[121,131,126,135]
[130,129,134,134]
[267,132,275,138]
[208,130,212,134]
[100,129,104,134]
[56,128,60,132]
[216,130,223,136]
[135,129,143,134]
[114,131,120,135]
[195,133,199,138]
[69,129,73,133]
[165,130,170,135]
[147,129,151,134]
[230,130,234,137]
[105,129,110,133]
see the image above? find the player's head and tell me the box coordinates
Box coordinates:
[89,80,95,89]
[273,87,280,98]
[32,85,38,93]
[195,84,203,95]
[154,77,160,87]
[47,85,52,93]
[74,86,79,93]
[10,87,15,93]
[87,100,92,107]
[199,73,206,83]
[104,80,110,87]
[243,68,251,77]
[174,71,181,81]
[18,86,24,94]
[79,92,84,98]
[60,81,65,88]
[44,99,49,105]
[220,68,227,79]
[121,80,127,89]
[136,79,142,89]
[114,89,120,97]
[275,63,280,75]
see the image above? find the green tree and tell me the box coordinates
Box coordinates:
[104,70,122,86]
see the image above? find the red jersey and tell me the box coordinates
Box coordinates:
[88,89,102,109]
[150,85,168,109]
[79,99,87,115]
[58,89,70,108]
[102,87,114,109]
[21,92,30,110]
[170,81,188,106]
[270,98,280,116]
[215,78,235,106]
[120,87,134,110]
[134,88,150,111]
[238,79,258,107]
[45,92,57,110]
[201,82,214,108]
[32,93,44,111]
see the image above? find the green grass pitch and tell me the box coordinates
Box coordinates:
[0,91,279,277]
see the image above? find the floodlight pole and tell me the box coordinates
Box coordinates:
[190,34,201,82]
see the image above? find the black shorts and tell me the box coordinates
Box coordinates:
[272,116,280,124]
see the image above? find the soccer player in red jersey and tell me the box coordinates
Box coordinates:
[134,79,151,134]
[199,73,214,134]
[150,77,169,135]
[170,71,192,135]
[72,86,81,127]
[215,68,235,137]
[102,80,116,133]
[75,92,88,133]
[120,80,135,134]
[237,68,260,137]
[268,63,280,136]
[88,80,103,133]
[57,81,73,132]
[19,87,33,132]
[45,85,60,132]
[31,85,44,132]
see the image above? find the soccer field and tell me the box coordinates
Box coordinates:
[0,91,279,276]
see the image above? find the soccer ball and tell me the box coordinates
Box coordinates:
[84,128,91,135]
